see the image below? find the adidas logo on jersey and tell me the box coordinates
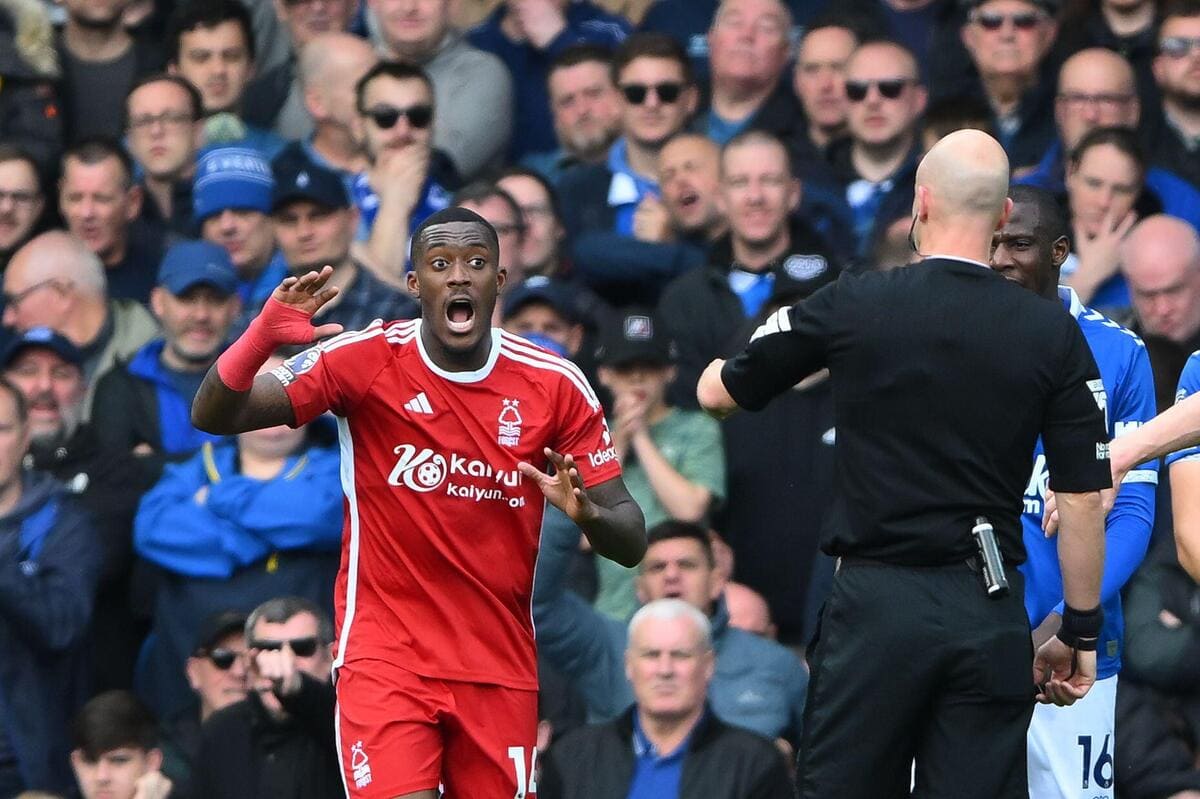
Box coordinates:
[404,392,433,415]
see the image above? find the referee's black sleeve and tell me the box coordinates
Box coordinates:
[720,281,837,411]
[1042,320,1113,494]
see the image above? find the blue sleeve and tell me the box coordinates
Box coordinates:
[570,232,705,291]
[133,456,246,579]
[0,499,100,654]
[533,505,633,721]
[1054,341,1157,613]
[1166,352,1200,466]
[204,448,344,560]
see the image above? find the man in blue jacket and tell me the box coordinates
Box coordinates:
[0,375,100,794]
[92,240,242,482]
[534,517,808,748]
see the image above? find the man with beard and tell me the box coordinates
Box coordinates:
[92,240,241,480]
[3,327,153,692]
[55,0,164,142]
[351,61,458,283]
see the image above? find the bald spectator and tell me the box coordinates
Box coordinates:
[2,232,159,418]
[240,0,356,140]
[275,33,378,186]
[958,0,1060,168]
[58,139,165,305]
[1144,0,1200,188]
[538,599,794,799]
[468,0,630,162]
[1058,0,1159,104]
[829,39,926,260]
[0,147,47,272]
[699,0,799,146]
[1120,215,1200,410]
[723,582,776,639]
[790,19,858,171]
[1018,47,1200,233]
[369,0,514,179]
[656,134,727,246]
[525,44,625,183]
[124,76,205,238]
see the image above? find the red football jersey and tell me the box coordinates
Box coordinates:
[270,319,621,689]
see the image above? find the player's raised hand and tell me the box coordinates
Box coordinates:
[264,265,344,342]
[1033,636,1096,706]
[519,448,600,525]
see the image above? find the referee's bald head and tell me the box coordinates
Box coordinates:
[915,130,1011,228]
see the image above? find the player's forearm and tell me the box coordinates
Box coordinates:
[1114,393,1200,472]
[192,369,295,435]
[580,497,646,568]
[1054,490,1106,610]
[1170,462,1200,581]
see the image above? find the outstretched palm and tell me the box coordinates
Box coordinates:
[518,448,600,526]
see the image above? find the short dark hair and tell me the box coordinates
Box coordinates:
[922,95,996,142]
[1069,126,1145,177]
[71,691,158,760]
[61,137,135,190]
[497,166,563,224]
[0,377,27,429]
[645,520,715,568]
[246,596,334,645]
[124,73,204,131]
[355,61,434,114]
[451,182,523,228]
[611,32,693,87]
[166,0,256,64]
[1008,183,1070,244]
[549,43,615,77]
[0,145,43,194]
[1161,0,1200,26]
[411,206,500,265]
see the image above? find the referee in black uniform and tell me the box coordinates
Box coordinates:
[697,130,1111,799]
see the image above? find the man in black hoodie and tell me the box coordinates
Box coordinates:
[659,129,839,408]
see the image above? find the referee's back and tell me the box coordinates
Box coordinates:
[723,256,1109,567]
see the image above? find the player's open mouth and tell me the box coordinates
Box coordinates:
[446,298,475,334]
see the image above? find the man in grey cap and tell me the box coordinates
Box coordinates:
[92,239,242,479]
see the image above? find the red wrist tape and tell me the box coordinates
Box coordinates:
[216,298,317,391]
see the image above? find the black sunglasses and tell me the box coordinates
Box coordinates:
[252,636,321,657]
[845,79,911,102]
[362,104,433,130]
[973,11,1043,31]
[198,647,244,670]
[620,82,684,105]
[1159,36,1200,58]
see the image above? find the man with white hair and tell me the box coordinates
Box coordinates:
[1,231,159,417]
[538,598,793,799]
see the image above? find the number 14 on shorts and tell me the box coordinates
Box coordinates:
[507,745,537,798]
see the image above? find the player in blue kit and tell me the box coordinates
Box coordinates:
[991,186,1157,799]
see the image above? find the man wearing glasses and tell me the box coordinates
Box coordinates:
[959,0,1061,169]
[192,597,343,796]
[0,146,46,273]
[827,39,926,262]
[1144,0,1200,189]
[351,61,459,285]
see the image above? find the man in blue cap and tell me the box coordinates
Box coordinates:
[92,239,242,479]
[193,147,289,315]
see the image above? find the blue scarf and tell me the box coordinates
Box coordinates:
[607,139,659,237]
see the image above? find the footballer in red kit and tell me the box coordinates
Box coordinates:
[192,205,647,799]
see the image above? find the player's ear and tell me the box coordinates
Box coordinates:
[1051,234,1070,267]
[496,265,507,293]
[406,270,420,299]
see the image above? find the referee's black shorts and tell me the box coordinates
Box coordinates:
[797,559,1034,799]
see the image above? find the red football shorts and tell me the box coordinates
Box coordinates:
[335,659,539,798]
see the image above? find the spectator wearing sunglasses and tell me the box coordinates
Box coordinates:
[826,39,926,261]
[468,0,630,162]
[1143,0,1200,189]
[699,0,800,147]
[958,0,1061,169]
[368,0,513,181]
[131,355,342,719]
[559,34,703,307]
[157,610,248,788]
[193,597,341,798]
[351,61,459,283]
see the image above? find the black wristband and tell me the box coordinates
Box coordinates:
[1057,604,1103,651]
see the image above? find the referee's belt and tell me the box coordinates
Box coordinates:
[836,555,987,573]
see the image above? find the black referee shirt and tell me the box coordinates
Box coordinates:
[721,256,1112,566]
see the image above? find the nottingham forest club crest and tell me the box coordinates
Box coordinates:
[498,399,523,447]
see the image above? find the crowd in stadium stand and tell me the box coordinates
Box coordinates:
[0,0,1199,794]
